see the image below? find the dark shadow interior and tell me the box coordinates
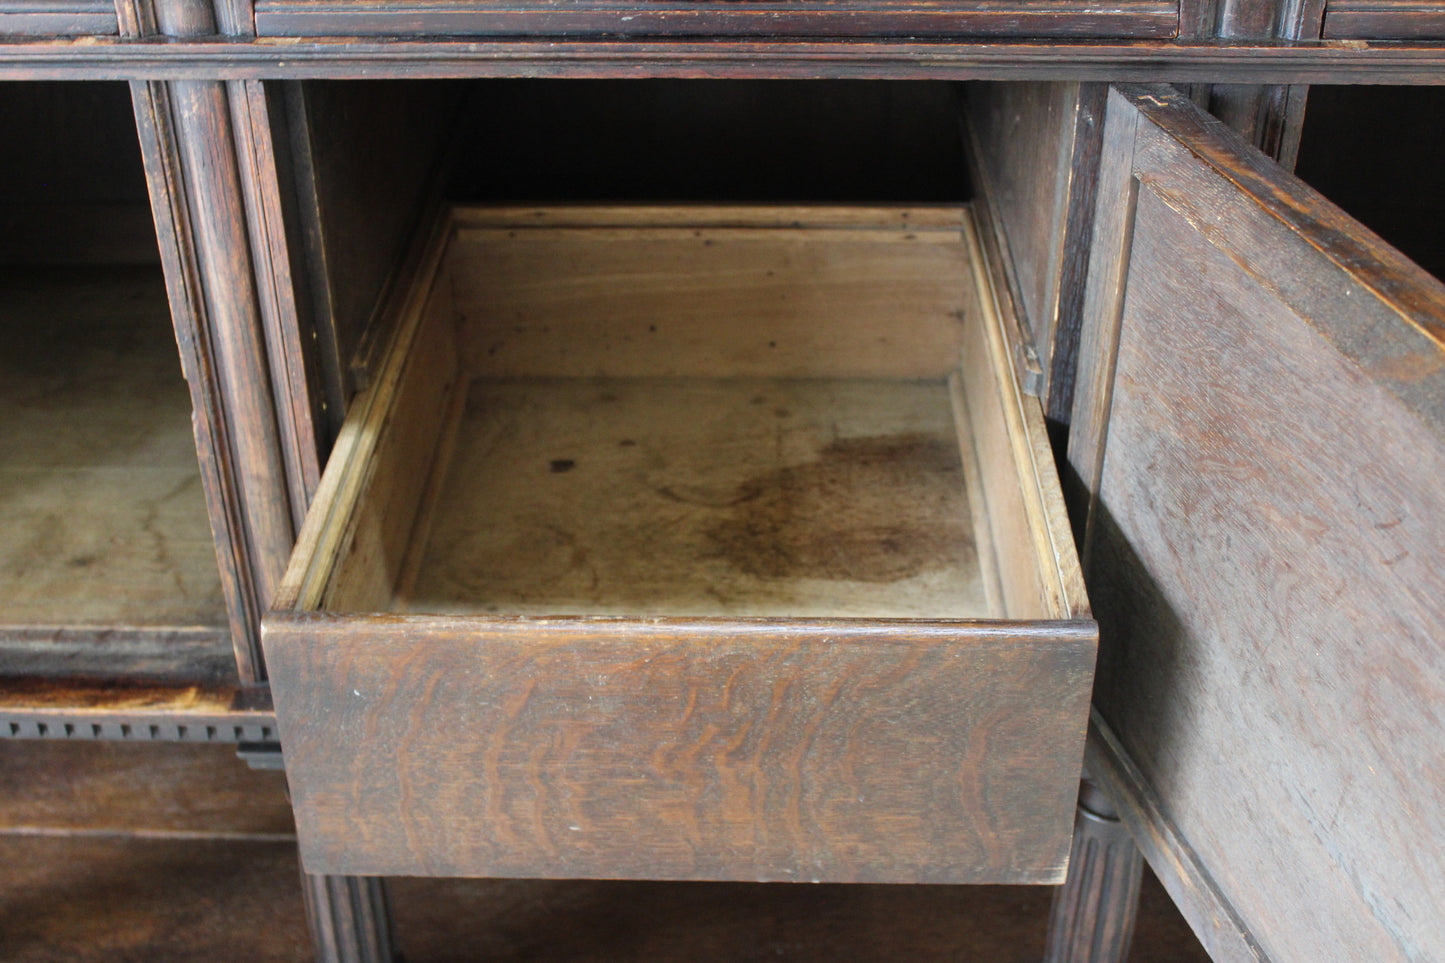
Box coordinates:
[1296,85,1445,283]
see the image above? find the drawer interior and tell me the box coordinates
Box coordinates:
[265,83,1094,884]
[267,202,1092,883]
[297,204,1074,624]
[0,83,233,686]
[405,376,983,619]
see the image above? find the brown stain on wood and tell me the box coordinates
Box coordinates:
[705,434,972,584]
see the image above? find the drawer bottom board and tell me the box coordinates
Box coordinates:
[400,376,987,620]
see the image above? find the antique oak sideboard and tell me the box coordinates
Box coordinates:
[0,3,1442,960]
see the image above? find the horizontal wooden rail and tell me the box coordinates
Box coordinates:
[0,37,1444,83]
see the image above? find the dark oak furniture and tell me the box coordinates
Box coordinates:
[1,2,1443,960]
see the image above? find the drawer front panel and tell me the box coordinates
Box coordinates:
[1323,0,1445,38]
[252,0,1179,38]
[0,0,117,34]
[266,614,1096,883]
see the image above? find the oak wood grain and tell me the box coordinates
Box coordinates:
[1071,84,1445,963]
[267,612,1096,883]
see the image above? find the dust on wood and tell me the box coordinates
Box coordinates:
[0,267,227,631]
[704,433,967,584]
[400,377,987,619]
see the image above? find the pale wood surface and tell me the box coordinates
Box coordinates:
[403,377,985,619]
[0,267,225,631]
[451,206,971,381]
[1071,85,1445,963]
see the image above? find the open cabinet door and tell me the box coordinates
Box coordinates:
[1069,84,1445,963]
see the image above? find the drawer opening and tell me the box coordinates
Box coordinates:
[291,202,1075,625]
[0,83,237,710]
[265,81,1095,884]
[368,206,995,622]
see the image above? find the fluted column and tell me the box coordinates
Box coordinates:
[1044,779,1144,963]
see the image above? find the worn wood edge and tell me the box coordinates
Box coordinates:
[1046,81,1107,423]
[131,79,267,682]
[268,208,456,616]
[10,39,1445,83]
[966,192,1047,396]
[1067,86,1140,565]
[949,372,1007,619]
[455,225,965,245]
[1085,710,1274,963]
[1116,82,1445,352]
[451,204,968,232]
[961,210,1088,620]
[229,77,322,524]
[265,608,1100,644]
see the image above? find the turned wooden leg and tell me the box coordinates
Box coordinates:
[300,872,397,963]
[1044,778,1144,963]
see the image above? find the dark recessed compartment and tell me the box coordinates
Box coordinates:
[0,83,261,740]
[262,80,1095,887]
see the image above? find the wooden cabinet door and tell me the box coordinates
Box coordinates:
[1069,84,1445,963]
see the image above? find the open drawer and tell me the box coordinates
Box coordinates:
[263,204,1095,884]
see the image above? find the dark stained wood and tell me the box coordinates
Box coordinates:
[162,76,296,609]
[0,0,115,34]
[0,739,293,838]
[8,39,1445,84]
[132,77,277,683]
[267,612,1095,883]
[1043,778,1144,963]
[301,873,397,963]
[1070,84,1445,963]
[282,80,461,432]
[128,0,328,684]
[252,0,1180,38]
[1084,712,1269,963]
[0,629,233,683]
[1324,0,1445,36]
[964,81,1106,422]
[1188,0,1323,168]
[229,78,323,522]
